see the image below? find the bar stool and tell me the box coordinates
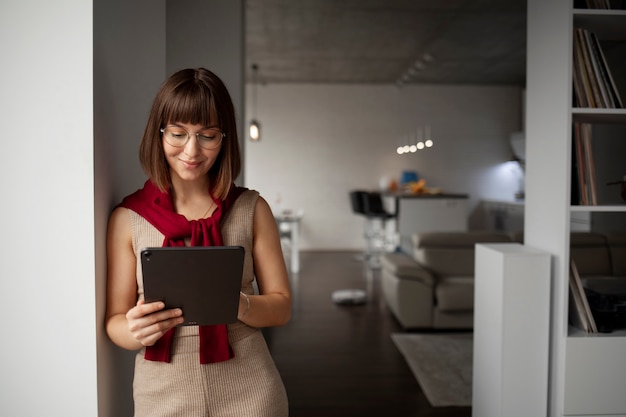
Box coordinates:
[333,191,394,306]
[362,191,396,267]
[349,190,370,260]
[349,190,396,268]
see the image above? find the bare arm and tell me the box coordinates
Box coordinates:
[236,196,292,327]
[105,207,184,350]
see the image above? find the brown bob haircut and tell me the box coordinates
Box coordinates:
[139,68,241,200]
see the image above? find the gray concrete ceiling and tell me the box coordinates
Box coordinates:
[245,0,527,86]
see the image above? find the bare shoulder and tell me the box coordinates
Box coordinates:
[253,195,278,233]
[108,206,131,228]
[107,206,132,245]
[254,194,272,214]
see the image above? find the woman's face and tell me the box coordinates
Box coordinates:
[161,121,223,185]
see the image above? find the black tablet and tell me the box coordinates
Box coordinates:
[140,246,245,326]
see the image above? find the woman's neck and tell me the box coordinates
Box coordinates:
[169,176,214,220]
[170,174,210,198]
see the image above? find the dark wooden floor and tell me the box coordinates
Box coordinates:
[263,251,472,417]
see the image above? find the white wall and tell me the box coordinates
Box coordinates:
[166,0,246,181]
[0,1,97,416]
[244,84,523,250]
[94,1,166,416]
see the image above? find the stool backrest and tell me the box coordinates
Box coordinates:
[364,192,386,215]
[349,190,368,215]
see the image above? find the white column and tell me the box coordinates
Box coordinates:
[473,243,551,417]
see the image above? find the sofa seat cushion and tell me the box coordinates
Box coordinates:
[380,253,434,286]
[412,231,512,276]
[435,276,474,312]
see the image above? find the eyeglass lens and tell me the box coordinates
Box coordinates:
[161,126,223,149]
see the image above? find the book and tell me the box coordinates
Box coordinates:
[583,0,610,9]
[590,32,624,108]
[573,30,592,107]
[581,123,598,205]
[576,28,604,107]
[584,29,612,108]
[573,123,588,205]
[572,122,598,205]
[569,259,598,333]
[573,27,623,109]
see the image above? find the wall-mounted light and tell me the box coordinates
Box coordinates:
[249,63,261,142]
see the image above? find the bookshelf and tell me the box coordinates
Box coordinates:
[526,1,626,416]
[572,108,626,123]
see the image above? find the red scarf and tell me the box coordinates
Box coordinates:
[119,180,245,364]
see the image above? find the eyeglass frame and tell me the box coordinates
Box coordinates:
[159,125,226,150]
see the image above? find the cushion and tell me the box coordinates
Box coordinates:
[380,253,435,286]
[412,231,512,276]
[435,276,474,312]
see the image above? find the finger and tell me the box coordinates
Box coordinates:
[133,315,185,346]
[127,301,166,320]
[127,307,184,335]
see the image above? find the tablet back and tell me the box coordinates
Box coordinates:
[141,246,245,326]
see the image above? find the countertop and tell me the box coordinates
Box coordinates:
[384,192,469,199]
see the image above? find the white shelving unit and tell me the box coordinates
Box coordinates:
[526,1,626,416]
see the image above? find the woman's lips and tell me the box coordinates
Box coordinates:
[180,159,202,168]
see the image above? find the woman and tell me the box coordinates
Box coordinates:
[105,68,291,417]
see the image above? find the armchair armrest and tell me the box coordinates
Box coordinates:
[380,253,435,287]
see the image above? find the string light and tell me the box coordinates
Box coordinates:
[395,125,435,155]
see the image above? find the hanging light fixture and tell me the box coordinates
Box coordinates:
[249,63,261,142]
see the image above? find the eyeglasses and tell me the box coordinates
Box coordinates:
[160,126,225,150]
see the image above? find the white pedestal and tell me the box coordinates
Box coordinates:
[473,243,551,417]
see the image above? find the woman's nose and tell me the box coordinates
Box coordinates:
[183,134,201,155]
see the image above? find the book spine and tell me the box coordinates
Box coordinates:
[577,28,603,107]
[584,29,613,108]
[573,30,592,107]
[590,32,624,108]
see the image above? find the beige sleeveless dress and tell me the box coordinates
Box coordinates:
[128,190,288,417]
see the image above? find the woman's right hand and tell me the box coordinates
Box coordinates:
[125,300,184,347]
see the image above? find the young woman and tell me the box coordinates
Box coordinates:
[105,68,291,417]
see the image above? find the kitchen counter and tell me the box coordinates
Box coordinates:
[382,193,469,253]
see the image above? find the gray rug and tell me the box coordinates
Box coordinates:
[391,332,473,407]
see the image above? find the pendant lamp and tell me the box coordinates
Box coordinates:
[249,63,261,142]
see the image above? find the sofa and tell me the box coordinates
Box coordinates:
[381,230,626,330]
[381,231,519,329]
